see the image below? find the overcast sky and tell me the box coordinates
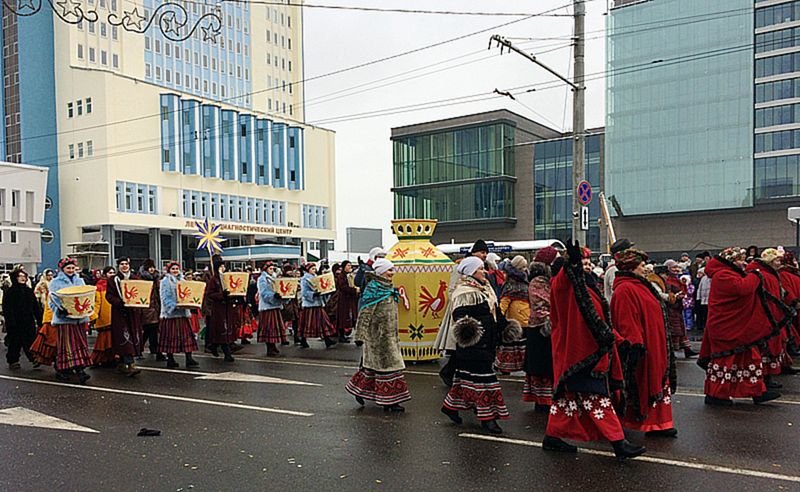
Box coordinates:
[302,0,609,250]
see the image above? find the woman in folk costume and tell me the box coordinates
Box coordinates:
[747,248,794,386]
[257,262,286,356]
[335,260,359,343]
[138,259,164,360]
[204,255,239,362]
[663,260,697,359]
[778,252,800,375]
[105,257,144,376]
[543,241,646,460]
[281,264,300,345]
[159,262,199,368]
[30,283,58,366]
[493,255,530,374]
[33,269,53,310]
[90,266,116,367]
[2,268,41,369]
[346,259,410,412]
[611,249,678,437]
[440,256,521,435]
[297,263,338,348]
[699,248,784,405]
[523,260,555,410]
[48,258,93,384]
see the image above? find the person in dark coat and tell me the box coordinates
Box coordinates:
[335,260,359,343]
[2,268,42,369]
[205,254,238,362]
[105,257,143,376]
[137,259,164,360]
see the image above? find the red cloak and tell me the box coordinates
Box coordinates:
[699,257,786,366]
[550,265,621,396]
[745,260,792,365]
[779,268,800,345]
[611,272,675,425]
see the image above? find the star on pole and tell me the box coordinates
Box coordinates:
[201,23,220,43]
[124,7,146,31]
[193,218,225,257]
[55,0,80,17]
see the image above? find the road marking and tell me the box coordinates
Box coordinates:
[459,433,800,484]
[0,375,313,417]
[0,406,99,434]
[136,366,321,386]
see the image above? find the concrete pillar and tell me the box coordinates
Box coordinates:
[148,228,162,266]
[320,239,330,259]
[101,224,115,265]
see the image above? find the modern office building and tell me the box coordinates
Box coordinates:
[1,0,336,269]
[0,162,48,273]
[607,0,800,257]
[392,110,561,245]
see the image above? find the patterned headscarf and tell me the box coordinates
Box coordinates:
[614,248,649,271]
[58,257,78,270]
[761,248,784,264]
[720,247,746,263]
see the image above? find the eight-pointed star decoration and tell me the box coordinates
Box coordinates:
[124,7,146,30]
[55,0,81,17]
[160,11,181,36]
[201,23,220,43]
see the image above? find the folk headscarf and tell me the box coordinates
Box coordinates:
[615,248,649,272]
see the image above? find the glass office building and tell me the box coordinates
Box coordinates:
[534,134,602,251]
[606,0,754,215]
[393,123,516,224]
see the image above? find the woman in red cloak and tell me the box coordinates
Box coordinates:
[700,247,787,405]
[752,249,794,384]
[778,252,800,375]
[611,248,677,437]
[542,240,646,460]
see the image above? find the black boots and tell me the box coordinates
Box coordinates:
[611,439,646,460]
[765,376,782,389]
[542,435,578,453]
[266,343,280,356]
[480,419,502,434]
[77,369,91,385]
[383,404,405,413]
[704,395,733,406]
[683,347,699,359]
[299,338,310,349]
[753,390,781,404]
[221,345,235,362]
[354,395,365,406]
[440,406,462,424]
[323,337,337,348]
[166,354,179,368]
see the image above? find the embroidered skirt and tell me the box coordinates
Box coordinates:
[523,375,553,405]
[346,367,411,406]
[159,317,199,354]
[545,391,625,442]
[704,347,766,399]
[30,323,57,366]
[297,306,336,339]
[494,338,526,372]
[443,358,509,421]
[55,323,91,371]
[258,309,286,344]
[621,384,674,432]
[90,326,115,366]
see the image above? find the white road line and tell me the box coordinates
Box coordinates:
[459,433,800,484]
[0,375,313,417]
[136,366,322,386]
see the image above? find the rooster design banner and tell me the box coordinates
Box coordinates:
[274,277,299,299]
[121,280,153,308]
[223,272,248,296]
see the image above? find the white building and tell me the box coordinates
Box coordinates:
[0,162,48,273]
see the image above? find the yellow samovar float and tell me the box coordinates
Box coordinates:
[386,219,454,362]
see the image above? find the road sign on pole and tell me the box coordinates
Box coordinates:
[577,180,592,206]
[580,206,590,231]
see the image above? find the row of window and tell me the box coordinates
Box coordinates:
[67,140,94,160]
[754,128,800,153]
[756,77,800,103]
[146,40,251,83]
[67,98,92,118]
[755,1,800,29]
[265,30,292,50]
[86,0,117,10]
[755,154,800,199]
[756,102,800,128]
[146,36,251,60]
[146,64,250,103]
[394,180,515,223]
[115,182,158,215]
[756,26,800,54]
[76,44,119,68]
[267,98,294,115]
[265,53,293,72]
[267,7,292,28]
[0,230,18,245]
[181,190,287,226]
[755,51,800,78]
[77,20,118,40]
[301,204,328,229]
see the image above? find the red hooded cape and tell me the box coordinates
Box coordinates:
[779,268,800,344]
[699,257,789,367]
[611,272,675,420]
[745,260,793,359]
[550,264,621,396]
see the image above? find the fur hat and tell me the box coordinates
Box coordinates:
[368,247,387,261]
[533,246,558,265]
[453,316,484,348]
[501,319,523,344]
[615,248,649,271]
[761,248,784,264]
[470,239,489,254]
[510,255,527,272]
[141,258,156,270]
[611,238,634,255]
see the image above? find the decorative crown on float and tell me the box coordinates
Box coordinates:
[387,219,451,265]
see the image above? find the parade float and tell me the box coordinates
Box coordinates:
[386,219,453,362]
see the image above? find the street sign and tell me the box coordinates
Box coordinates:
[580,206,590,231]
[577,180,592,205]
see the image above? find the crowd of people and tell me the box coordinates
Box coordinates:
[2,239,798,462]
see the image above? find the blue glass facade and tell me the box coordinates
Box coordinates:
[161,94,302,189]
[534,134,602,251]
[606,0,754,215]
[143,0,252,109]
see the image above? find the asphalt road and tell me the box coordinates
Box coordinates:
[0,338,798,491]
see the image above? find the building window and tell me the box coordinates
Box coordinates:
[86,97,92,113]
[88,22,95,33]
[67,102,73,118]
[115,182,122,211]
[77,142,84,158]
[68,144,75,159]
[136,185,145,212]
[101,50,107,65]
[100,22,107,37]
[165,43,171,57]
[88,47,95,62]
[145,63,151,77]
[155,39,161,53]
[87,140,93,156]
[10,230,17,244]
[112,53,119,68]
[155,66,161,80]
[77,44,83,59]
[145,37,151,50]
[148,186,157,214]
[112,26,118,40]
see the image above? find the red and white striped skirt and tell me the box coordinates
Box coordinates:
[55,323,91,371]
[159,317,198,354]
[257,309,286,344]
[297,306,336,339]
[346,367,411,406]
